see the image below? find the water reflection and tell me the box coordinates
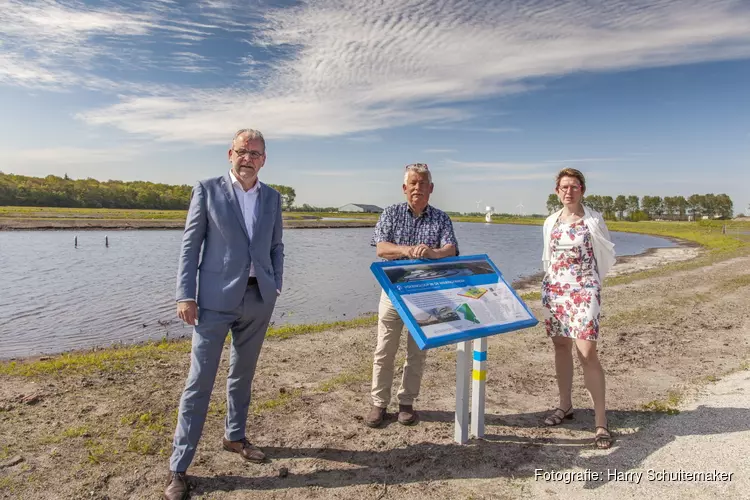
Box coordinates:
[0,223,675,358]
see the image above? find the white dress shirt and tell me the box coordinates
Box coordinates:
[229,169,260,277]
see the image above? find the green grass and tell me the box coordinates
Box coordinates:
[0,206,187,220]
[267,314,378,340]
[642,390,683,415]
[451,215,545,225]
[251,389,302,415]
[317,363,372,392]
[61,426,90,439]
[0,338,190,377]
[607,220,748,251]
[0,314,378,378]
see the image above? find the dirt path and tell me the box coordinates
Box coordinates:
[1,253,749,499]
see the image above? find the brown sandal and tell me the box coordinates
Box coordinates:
[594,426,614,449]
[543,405,574,426]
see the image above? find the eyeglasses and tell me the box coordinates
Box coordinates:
[558,185,582,192]
[233,149,264,159]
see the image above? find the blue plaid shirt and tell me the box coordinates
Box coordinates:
[371,203,459,259]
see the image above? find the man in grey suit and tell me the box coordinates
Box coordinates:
[165,128,284,500]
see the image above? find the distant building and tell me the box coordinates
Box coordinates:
[339,203,383,213]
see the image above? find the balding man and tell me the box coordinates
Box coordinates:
[166,129,284,500]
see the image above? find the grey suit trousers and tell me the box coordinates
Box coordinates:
[169,283,276,472]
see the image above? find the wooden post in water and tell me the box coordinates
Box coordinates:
[105,235,109,247]
[74,236,78,248]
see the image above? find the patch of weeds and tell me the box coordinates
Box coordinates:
[318,365,371,392]
[121,410,171,456]
[521,291,541,302]
[603,305,674,328]
[0,444,10,460]
[740,360,750,371]
[0,338,190,378]
[0,476,14,492]
[207,400,227,418]
[267,314,378,340]
[251,389,302,415]
[703,375,719,383]
[642,390,682,415]
[665,292,712,307]
[61,426,89,439]
[126,432,167,456]
[84,438,109,464]
[716,274,750,293]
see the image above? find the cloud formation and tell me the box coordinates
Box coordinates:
[2,0,750,143]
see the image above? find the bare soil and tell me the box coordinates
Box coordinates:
[1,251,749,499]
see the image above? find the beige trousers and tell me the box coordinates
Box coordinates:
[371,291,427,408]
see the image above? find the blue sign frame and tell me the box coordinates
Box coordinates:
[370,254,538,349]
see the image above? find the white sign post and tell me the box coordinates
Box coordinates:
[454,337,487,444]
[471,336,487,438]
[454,340,471,444]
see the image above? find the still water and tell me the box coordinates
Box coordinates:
[0,223,675,358]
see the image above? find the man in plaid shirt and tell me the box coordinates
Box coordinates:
[365,163,459,428]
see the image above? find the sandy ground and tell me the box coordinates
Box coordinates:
[524,370,750,499]
[1,247,749,499]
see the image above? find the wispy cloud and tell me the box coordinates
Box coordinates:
[424,149,458,154]
[1,146,141,164]
[345,134,382,143]
[543,158,627,164]
[444,160,547,170]
[448,172,553,183]
[4,0,750,142]
[424,126,521,133]
[298,170,360,177]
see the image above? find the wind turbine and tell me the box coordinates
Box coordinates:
[516,201,525,216]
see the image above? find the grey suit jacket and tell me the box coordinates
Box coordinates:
[176,173,284,311]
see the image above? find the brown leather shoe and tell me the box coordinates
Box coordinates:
[364,405,386,428]
[398,404,418,426]
[222,437,266,463]
[164,471,189,500]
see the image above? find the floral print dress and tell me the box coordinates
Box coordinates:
[542,218,601,341]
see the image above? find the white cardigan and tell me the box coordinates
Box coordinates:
[542,206,616,280]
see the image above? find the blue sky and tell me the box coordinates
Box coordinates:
[1,0,749,215]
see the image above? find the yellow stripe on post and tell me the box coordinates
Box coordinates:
[472,370,486,381]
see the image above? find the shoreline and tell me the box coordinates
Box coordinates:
[509,244,702,295]
[0,217,377,230]
[1,242,703,364]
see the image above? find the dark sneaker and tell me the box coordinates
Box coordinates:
[364,405,386,428]
[164,471,189,500]
[397,404,418,426]
[222,437,266,463]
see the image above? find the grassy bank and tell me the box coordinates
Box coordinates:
[0,315,379,377]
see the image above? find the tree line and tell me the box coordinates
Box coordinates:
[0,172,297,211]
[546,193,734,220]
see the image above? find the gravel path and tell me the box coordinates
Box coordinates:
[525,370,750,499]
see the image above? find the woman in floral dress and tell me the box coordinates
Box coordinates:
[541,168,616,449]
